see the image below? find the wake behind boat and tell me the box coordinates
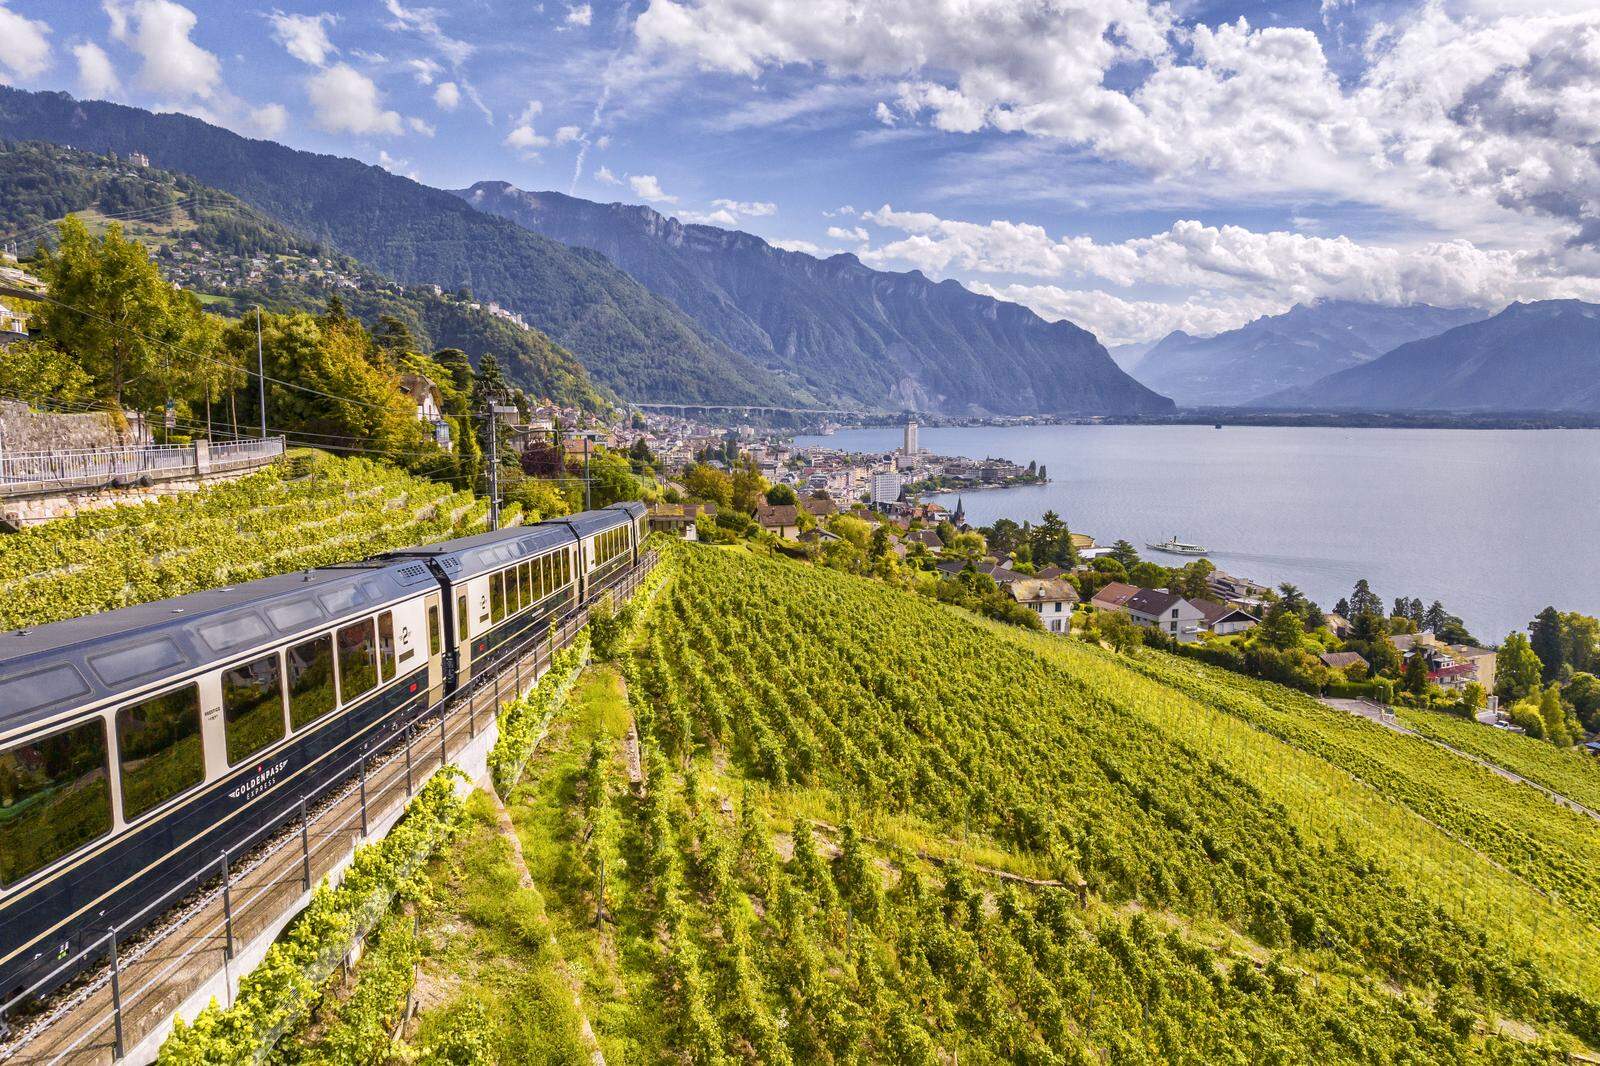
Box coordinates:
[1147,534,1209,556]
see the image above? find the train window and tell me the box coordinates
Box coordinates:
[199,613,270,653]
[223,654,285,765]
[428,604,441,657]
[510,565,523,613]
[532,557,543,601]
[520,562,531,606]
[319,586,362,615]
[456,594,469,640]
[561,551,569,585]
[267,599,322,631]
[287,635,337,728]
[0,664,90,718]
[377,612,396,681]
[116,684,204,822]
[90,639,186,687]
[490,572,506,624]
[0,720,112,885]
[337,620,378,704]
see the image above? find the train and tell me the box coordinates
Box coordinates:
[0,500,648,1011]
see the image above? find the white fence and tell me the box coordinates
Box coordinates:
[0,437,285,496]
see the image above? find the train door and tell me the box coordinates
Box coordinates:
[454,587,473,685]
[425,592,445,704]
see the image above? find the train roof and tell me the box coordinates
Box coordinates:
[608,500,647,520]
[0,561,434,736]
[379,522,576,582]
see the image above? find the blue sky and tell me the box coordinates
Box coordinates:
[7,0,1600,344]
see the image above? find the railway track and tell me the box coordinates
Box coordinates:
[0,556,655,1065]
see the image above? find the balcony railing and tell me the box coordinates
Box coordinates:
[0,437,285,497]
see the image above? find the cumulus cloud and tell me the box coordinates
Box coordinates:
[770,238,826,255]
[629,174,676,203]
[595,164,621,184]
[106,0,220,99]
[504,123,549,155]
[268,10,337,67]
[405,56,440,84]
[408,115,435,136]
[852,203,1600,341]
[249,101,288,136]
[827,225,869,242]
[377,149,419,179]
[635,0,1600,245]
[307,63,403,135]
[0,2,51,82]
[713,198,775,216]
[555,124,582,144]
[566,4,593,26]
[432,80,459,110]
[73,41,118,96]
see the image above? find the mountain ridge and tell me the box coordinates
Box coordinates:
[454,182,1174,417]
[1133,300,1488,407]
[0,87,808,407]
[1260,299,1600,412]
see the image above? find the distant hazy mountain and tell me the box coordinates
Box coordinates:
[454,183,1174,417]
[1132,301,1486,407]
[1108,340,1157,372]
[0,87,808,406]
[1262,301,1600,412]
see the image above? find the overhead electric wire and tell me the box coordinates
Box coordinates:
[0,195,233,248]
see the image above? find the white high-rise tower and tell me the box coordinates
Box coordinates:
[903,419,918,456]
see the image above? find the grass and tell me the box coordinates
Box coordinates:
[407,789,590,1065]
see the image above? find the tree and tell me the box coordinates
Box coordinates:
[1110,539,1140,569]
[1176,559,1215,601]
[1259,602,1305,651]
[986,518,1024,555]
[1028,510,1074,568]
[682,463,733,508]
[731,464,768,513]
[37,216,214,410]
[1402,648,1431,696]
[1093,610,1144,654]
[1495,632,1543,704]
[1561,612,1600,676]
[0,339,94,405]
[947,531,986,562]
[1128,561,1169,589]
[830,514,871,550]
[1424,601,1449,633]
[765,483,798,506]
[586,447,642,507]
[1334,597,1351,618]
[1348,579,1382,619]
[1530,606,1565,683]
[1539,684,1572,747]
[1563,672,1600,730]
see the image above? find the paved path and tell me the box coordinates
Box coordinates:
[1319,698,1600,824]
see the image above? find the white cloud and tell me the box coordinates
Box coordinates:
[827,225,869,242]
[408,115,435,136]
[307,63,403,136]
[73,41,118,96]
[377,149,419,179]
[555,124,582,144]
[405,56,440,84]
[504,123,550,156]
[249,101,288,136]
[712,198,775,216]
[629,173,677,203]
[0,2,51,82]
[106,0,220,99]
[595,164,621,184]
[566,4,592,27]
[968,283,1277,347]
[595,134,611,149]
[513,99,542,125]
[770,238,828,255]
[679,199,775,225]
[873,101,896,126]
[383,0,472,66]
[635,1,1600,246]
[432,80,459,110]
[268,11,336,67]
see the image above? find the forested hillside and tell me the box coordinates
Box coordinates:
[0,141,607,412]
[332,540,1600,1062]
[0,90,809,406]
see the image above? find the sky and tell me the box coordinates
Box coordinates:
[8,0,1600,345]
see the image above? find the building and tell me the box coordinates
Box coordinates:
[754,503,800,539]
[1121,589,1208,643]
[128,151,151,167]
[1089,581,1140,611]
[870,470,903,507]
[1006,578,1079,634]
[801,496,838,519]
[906,528,943,550]
[0,297,27,341]
[1194,598,1259,635]
[1320,651,1370,675]
[903,420,918,457]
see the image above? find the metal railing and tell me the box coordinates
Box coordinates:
[0,438,285,497]
[0,550,657,1065]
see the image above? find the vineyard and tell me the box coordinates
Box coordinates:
[291,541,1600,1062]
[1396,704,1600,814]
[0,451,498,629]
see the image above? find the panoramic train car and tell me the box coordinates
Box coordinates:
[0,560,443,1004]
[608,500,648,566]
[380,523,581,689]
[0,503,652,1009]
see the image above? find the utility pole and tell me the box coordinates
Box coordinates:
[255,307,267,438]
[485,399,518,530]
[584,435,592,511]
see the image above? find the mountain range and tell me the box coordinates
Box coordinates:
[455,183,1172,417]
[0,87,1171,418]
[1261,300,1600,411]
[1131,301,1487,407]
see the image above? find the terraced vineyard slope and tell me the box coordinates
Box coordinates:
[338,542,1600,1062]
[0,451,490,630]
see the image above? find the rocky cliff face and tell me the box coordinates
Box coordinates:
[457,183,1174,417]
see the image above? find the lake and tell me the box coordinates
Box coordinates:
[793,424,1600,642]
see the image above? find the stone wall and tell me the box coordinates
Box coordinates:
[0,400,150,453]
[0,466,257,530]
